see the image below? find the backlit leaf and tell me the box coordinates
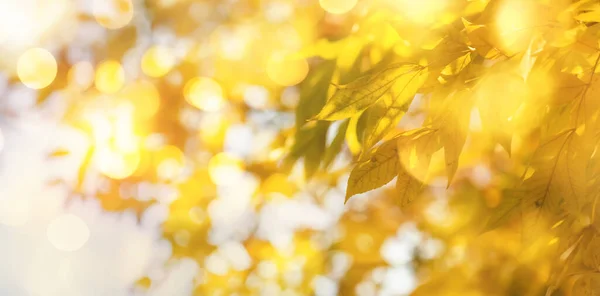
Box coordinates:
[441,52,472,76]
[314,64,425,121]
[396,164,424,208]
[362,69,429,150]
[483,189,522,232]
[520,130,591,241]
[346,138,399,201]
[432,90,472,187]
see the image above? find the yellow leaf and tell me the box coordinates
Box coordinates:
[362,69,428,150]
[345,112,365,155]
[441,52,472,76]
[432,90,472,187]
[314,64,425,121]
[572,274,600,295]
[396,164,424,208]
[519,40,536,82]
[520,130,590,242]
[346,139,399,201]
[483,189,522,232]
[576,7,600,23]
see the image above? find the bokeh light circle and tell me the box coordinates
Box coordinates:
[93,0,134,30]
[319,0,358,14]
[95,60,125,94]
[208,153,245,185]
[184,77,225,112]
[17,48,57,89]
[47,214,90,252]
[141,46,176,78]
[266,52,309,86]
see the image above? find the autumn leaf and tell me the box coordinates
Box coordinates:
[346,138,400,201]
[571,273,600,295]
[520,130,590,241]
[575,4,600,23]
[362,69,429,150]
[313,64,426,121]
[396,164,424,208]
[441,52,472,76]
[431,90,472,187]
[483,189,522,232]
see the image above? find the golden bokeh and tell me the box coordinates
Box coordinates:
[68,61,95,90]
[95,60,125,94]
[208,152,245,186]
[5,1,599,295]
[141,46,176,78]
[319,0,358,14]
[46,214,90,252]
[493,0,537,53]
[96,147,141,179]
[184,77,225,112]
[266,51,309,86]
[392,0,447,24]
[17,48,57,89]
[120,81,161,120]
[93,0,134,30]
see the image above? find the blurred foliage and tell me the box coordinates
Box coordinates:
[9,0,600,295]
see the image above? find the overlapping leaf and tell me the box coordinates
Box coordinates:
[346,138,400,201]
[314,64,426,121]
[362,69,429,150]
[520,130,589,241]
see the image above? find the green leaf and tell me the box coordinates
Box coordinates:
[323,120,349,169]
[303,122,330,178]
[346,139,400,201]
[314,64,425,121]
[362,69,429,150]
[284,61,336,175]
[296,61,336,126]
[284,122,330,178]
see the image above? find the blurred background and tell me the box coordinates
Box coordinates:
[0,0,539,295]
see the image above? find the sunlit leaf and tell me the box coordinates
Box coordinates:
[431,90,472,187]
[396,164,424,208]
[362,69,429,150]
[441,52,472,76]
[520,130,591,241]
[314,64,426,121]
[483,189,522,232]
[346,138,400,201]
